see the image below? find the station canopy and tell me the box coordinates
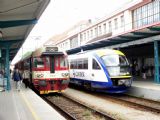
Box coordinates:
[0,0,50,60]
[67,22,160,54]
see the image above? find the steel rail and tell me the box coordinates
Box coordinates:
[42,96,76,120]
[62,94,116,120]
[43,95,115,120]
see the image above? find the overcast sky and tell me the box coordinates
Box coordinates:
[32,0,130,39]
[12,0,131,64]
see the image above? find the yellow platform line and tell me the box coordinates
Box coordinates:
[20,92,41,120]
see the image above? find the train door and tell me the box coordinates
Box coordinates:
[50,56,56,73]
[89,57,108,89]
[90,58,102,82]
[85,57,103,89]
[69,59,76,84]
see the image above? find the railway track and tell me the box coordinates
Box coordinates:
[104,94,160,114]
[43,94,115,120]
[68,86,160,115]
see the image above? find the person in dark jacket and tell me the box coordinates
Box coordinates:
[13,68,22,91]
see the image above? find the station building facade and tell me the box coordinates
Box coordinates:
[47,0,160,83]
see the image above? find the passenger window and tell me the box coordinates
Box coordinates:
[78,60,83,69]
[72,60,77,69]
[60,57,67,68]
[33,57,44,68]
[83,59,88,69]
[92,59,101,70]
[70,61,74,69]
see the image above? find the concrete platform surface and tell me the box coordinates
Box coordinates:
[126,80,160,101]
[0,80,66,120]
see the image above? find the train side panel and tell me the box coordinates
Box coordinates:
[16,46,70,94]
[68,49,132,93]
[31,56,69,94]
[69,54,110,89]
[89,56,112,89]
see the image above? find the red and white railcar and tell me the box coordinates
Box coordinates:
[15,46,69,94]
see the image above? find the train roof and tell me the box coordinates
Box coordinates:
[96,49,124,57]
[32,46,64,57]
[69,49,125,58]
[42,51,64,56]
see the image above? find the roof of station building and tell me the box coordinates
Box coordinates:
[67,22,160,54]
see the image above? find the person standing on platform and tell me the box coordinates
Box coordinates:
[12,68,22,91]
[142,66,146,79]
[0,70,5,92]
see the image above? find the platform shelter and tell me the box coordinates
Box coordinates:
[0,0,50,91]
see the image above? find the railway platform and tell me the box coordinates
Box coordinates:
[126,78,160,101]
[0,79,66,120]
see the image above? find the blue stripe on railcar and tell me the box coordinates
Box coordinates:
[70,78,112,88]
[102,86,130,93]
[70,78,129,93]
[93,54,113,87]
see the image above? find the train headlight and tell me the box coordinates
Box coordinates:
[39,80,47,87]
[61,73,69,77]
[124,79,131,86]
[118,80,126,85]
[36,73,44,78]
[118,79,131,86]
[62,80,70,84]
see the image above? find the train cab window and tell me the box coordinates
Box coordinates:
[33,57,44,68]
[102,55,128,66]
[119,55,128,66]
[60,57,67,68]
[55,57,59,67]
[92,59,101,70]
[46,57,50,68]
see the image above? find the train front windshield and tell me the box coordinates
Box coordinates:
[101,55,130,77]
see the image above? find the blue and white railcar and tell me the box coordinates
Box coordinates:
[68,49,132,93]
